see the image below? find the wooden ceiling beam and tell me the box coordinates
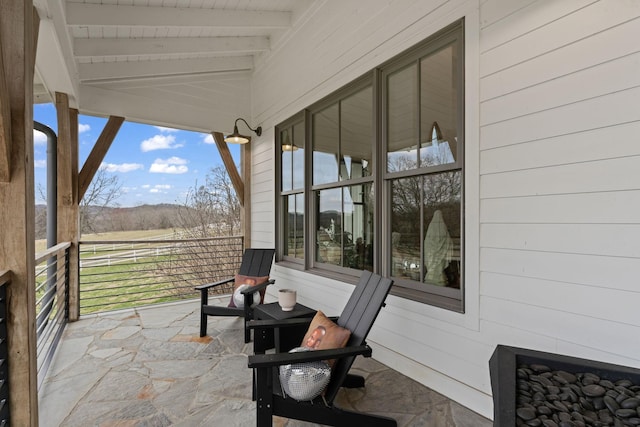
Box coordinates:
[66,3,290,29]
[213,131,243,206]
[78,115,125,201]
[74,36,269,58]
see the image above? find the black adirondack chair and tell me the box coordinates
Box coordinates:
[196,248,275,342]
[248,271,397,427]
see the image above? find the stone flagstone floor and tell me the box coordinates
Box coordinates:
[38,299,492,427]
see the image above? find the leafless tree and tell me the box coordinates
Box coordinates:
[80,167,123,235]
[159,165,243,297]
[35,184,48,240]
[177,165,241,238]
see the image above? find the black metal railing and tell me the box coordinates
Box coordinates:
[35,242,70,390]
[0,270,10,425]
[78,236,244,315]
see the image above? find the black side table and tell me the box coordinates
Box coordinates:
[253,302,316,352]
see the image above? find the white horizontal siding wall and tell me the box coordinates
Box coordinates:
[479,0,640,374]
[248,127,276,249]
[249,0,640,420]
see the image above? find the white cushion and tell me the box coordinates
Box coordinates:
[232,284,260,308]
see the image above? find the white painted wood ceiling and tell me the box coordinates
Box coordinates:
[33,0,317,131]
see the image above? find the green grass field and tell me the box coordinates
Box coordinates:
[35,229,239,316]
[35,228,177,253]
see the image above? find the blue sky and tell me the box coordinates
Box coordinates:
[33,103,240,207]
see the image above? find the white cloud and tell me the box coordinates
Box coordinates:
[140,134,182,152]
[155,126,179,133]
[149,184,172,194]
[149,157,188,174]
[141,184,151,189]
[33,130,48,145]
[78,123,91,133]
[100,162,144,173]
[35,159,47,168]
[203,133,215,144]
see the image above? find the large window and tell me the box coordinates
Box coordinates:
[278,116,305,262]
[313,83,374,272]
[276,20,464,310]
[385,27,463,310]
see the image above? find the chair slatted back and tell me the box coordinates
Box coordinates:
[238,249,275,277]
[324,271,394,403]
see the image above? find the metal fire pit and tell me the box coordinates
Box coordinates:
[489,345,640,426]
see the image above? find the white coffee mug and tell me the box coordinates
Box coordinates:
[278,289,297,311]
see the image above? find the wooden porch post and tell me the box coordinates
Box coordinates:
[242,142,251,248]
[0,1,40,425]
[55,93,80,321]
[212,131,251,247]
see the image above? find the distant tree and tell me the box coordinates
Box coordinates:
[35,184,48,240]
[158,164,243,297]
[80,167,122,234]
[177,165,241,238]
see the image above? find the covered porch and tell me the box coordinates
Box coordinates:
[39,299,491,426]
[3,0,640,425]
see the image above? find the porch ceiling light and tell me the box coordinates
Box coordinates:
[224,118,262,144]
[281,130,298,151]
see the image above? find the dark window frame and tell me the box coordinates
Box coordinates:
[275,19,465,311]
[275,112,306,266]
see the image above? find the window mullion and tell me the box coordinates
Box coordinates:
[305,109,313,270]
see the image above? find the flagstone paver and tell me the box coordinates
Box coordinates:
[39,299,492,426]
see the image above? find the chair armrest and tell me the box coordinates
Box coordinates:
[241,279,275,294]
[194,277,234,291]
[248,345,372,368]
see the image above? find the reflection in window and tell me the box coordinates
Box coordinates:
[282,131,292,192]
[423,171,461,288]
[420,45,459,167]
[281,124,305,192]
[421,122,455,166]
[280,120,305,261]
[292,122,305,189]
[284,194,304,259]
[340,87,373,181]
[390,177,421,280]
[387,65,418,172]
[390,171,460,288]
[316,188,342,265]
[316,184,373,271]
[313,104,339,185]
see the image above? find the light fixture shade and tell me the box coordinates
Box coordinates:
[224,125,250,144]
[223,118,262,144]
[281,131,298,151]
